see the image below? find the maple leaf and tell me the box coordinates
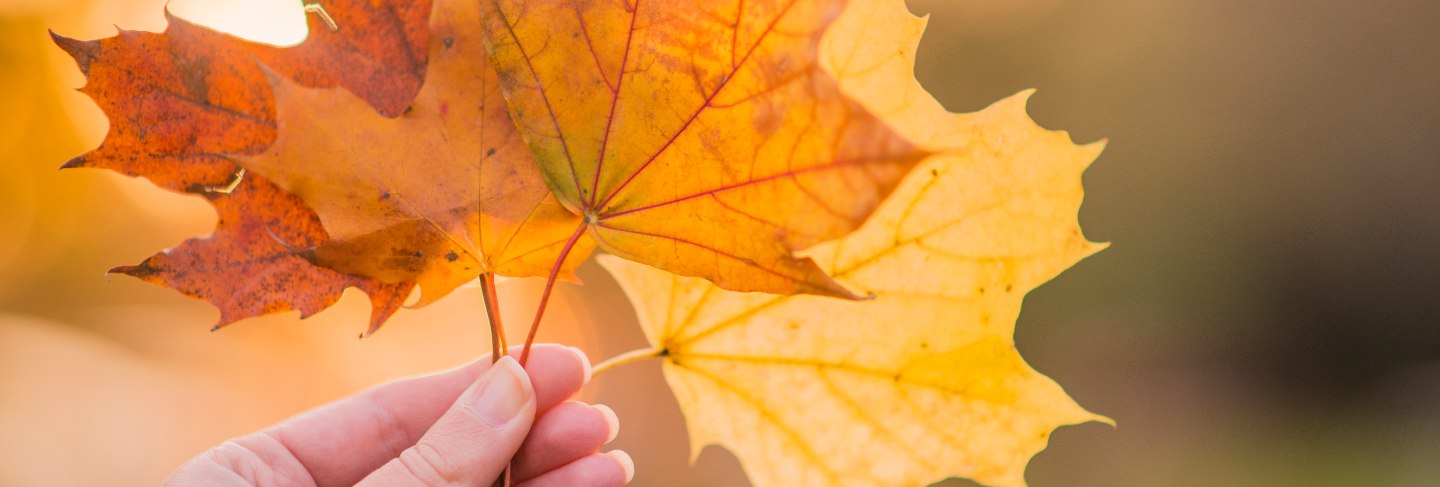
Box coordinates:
[52,1,430,194]
[597,1,1109,485]
[52,0,434,332]
[479,0,929,298]
[234,0,592,308]
[243,1,433,118]
[113,176,413,333]
[50,16,275,194]
[601,95,1105,486]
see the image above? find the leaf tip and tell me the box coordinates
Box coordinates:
[1087,240,1113,256]
[795,258,865,300]
[359,313,387,339]
[1081,137,1110,164]
[1093,412,1118,428]
[160,6,181,28]
[108,263,155,279]
[359,282,414,338]
[209,316,242,333]
[49,31,98,74]
[59,155,87,171]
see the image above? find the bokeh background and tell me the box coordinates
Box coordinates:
[2,0,1437,485]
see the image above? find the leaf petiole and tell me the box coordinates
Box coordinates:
[302,4,339,32]
[200,168,246,195]
[480,272,512,487]
[519,221,588,365]
[592,346,666,376]
[479,273,505,363]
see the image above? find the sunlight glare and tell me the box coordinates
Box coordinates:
[165,0,308,46]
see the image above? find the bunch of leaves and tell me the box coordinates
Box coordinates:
[53,0,1107,485]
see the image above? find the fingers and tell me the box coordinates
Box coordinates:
[516,451,634,487]
[523,345,593,412]
[265,344,590,486]
[165,434,309,486]
[358,357,535,486]
[513,402,619,481]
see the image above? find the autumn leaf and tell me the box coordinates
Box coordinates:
[479,0,929,298]
[234,0,592,308]
[51,15,275,194]
[598,1,1109,485]
[243,0,432,118]
[52,1,434,332]
[113,175,413,333]
[52,1,430,193]
[601,94,1105,486]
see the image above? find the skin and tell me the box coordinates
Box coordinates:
[167,344,632,486]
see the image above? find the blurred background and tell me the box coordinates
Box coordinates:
[1,0,1437,485]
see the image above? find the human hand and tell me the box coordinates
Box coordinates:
[167,344,632,486]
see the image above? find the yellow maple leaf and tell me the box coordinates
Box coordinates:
[598,1,1109,485]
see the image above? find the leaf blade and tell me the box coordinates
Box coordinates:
[234,0,592,307]
[482,0,928,297]
[599,2,1109,480]
[53,0,446,331]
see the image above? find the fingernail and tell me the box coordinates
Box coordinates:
[605,450,634,483]
[567,346,592,384]
[593,404,619,444]
[471,356,531,427]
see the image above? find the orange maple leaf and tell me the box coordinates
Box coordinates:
[479,0,930,298]
[234,0,592,309]
[51,0,434,332]
[112,176,413,333]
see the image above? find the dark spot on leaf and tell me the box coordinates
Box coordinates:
[176,56,212,101]
[486,148,496,157]
[413,250,423,258]
[445,251,459,262]
[381,192,391,200]
[443,37,454,49]
[1005,284,1014,293]
[930,168,938,176]
[404,106,414,116]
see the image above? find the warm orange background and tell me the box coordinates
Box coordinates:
[3,0,1438,486]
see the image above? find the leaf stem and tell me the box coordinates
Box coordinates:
[592,346,666,376]
[479,273,505,363]
[519,221,588,365]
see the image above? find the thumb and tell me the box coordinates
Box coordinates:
[359,356,536,486]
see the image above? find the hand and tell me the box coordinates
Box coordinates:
[167,344,632,486]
